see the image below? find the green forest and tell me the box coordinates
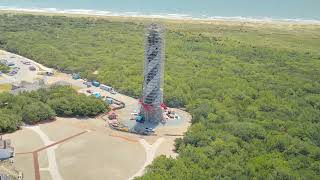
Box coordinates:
[0,14,320,179]
[0,85,107,132]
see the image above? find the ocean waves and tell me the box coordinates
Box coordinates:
[0,6,320,24]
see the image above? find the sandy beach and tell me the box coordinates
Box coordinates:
[1,9,320,30]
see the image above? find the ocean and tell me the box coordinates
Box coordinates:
[0,0,320,23]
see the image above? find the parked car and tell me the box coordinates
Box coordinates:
[29,66,36,71]
[92,81,100,87]
[7,62,15,66]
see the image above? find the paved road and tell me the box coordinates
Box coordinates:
[26,126,63,180]
[128,138,164,180]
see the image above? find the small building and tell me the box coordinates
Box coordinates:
[0,149,13,161]
[100,84,112,92]
[0,174,11,180]
[0,139,14,161]
[0,139,11,149]
[0,138,22,179]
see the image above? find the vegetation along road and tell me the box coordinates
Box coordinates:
[0,13,320,179]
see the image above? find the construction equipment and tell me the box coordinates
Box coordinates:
[135,115,145,123]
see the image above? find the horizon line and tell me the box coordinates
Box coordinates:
[0,6,320,25]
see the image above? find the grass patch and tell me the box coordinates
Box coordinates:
[0,83,12,93]
[71,85,82,91]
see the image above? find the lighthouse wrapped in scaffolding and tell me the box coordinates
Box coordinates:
[140,24,165,123]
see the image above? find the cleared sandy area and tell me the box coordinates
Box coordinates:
[38,150,49,171]
[37,117,147,180]
[1,108,190,180]
[39,120,85,142]
[14,154,35,180]
[55,123,145,180]
[40,171,52,180]
[47,72,86,89]
[3,128,43,152]
[2,117,148,180]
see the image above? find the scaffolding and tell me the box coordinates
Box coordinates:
[141,24,165,123]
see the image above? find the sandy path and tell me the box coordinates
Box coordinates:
[129,137,164,180]
[26,126,63,180]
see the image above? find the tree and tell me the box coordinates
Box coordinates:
[22,102,56,124]
[0,109,22,132]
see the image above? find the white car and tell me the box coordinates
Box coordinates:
[145,128,155,133]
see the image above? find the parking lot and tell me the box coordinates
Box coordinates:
[0,50,41,85]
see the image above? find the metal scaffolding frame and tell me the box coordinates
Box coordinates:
[141,24,165,123]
